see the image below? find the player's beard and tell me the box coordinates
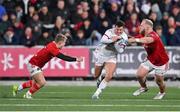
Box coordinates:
[140,29,145,35]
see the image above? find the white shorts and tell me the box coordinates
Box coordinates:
[141,60,169,76]
[93,51,117,66]
[27,62,42,76]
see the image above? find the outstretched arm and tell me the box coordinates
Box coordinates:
[128,36,154,44]
[56,53,83,62]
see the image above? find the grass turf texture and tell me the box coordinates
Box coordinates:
[0,85,180,111]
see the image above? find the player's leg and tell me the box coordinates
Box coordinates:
[24,72,46,99]
[94,65,104,79]
[93,52,105,87]
[13,80,35,97]
[13,63,38,97]
[94,65,105,87]
[136,65,149,88]
[92,62,116,99]
[155,75,165,93]
[133,64,150,96]
[103,62,116,82]
[20,80,34,89]
[153,74,166,99]
[153,63,168,99]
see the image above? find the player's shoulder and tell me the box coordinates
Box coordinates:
[148,31,160,42]
[46,41,55,46]
[148,31,159,38]
[46,41,56,49]
[105,28,114,34]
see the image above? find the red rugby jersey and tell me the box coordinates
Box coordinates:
[142,31,169,66]
[29,42,60,68]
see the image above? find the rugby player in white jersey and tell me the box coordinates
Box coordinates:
[92,20,128,99]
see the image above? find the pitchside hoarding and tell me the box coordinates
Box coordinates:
[0,46,179,78]
[0,46,89,77]
[90,47,180,78]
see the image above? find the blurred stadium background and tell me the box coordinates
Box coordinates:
[0,0,180,111]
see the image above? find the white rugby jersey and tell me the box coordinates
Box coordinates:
[96,28,128,57]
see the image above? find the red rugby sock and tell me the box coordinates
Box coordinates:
[29,83,41,94]
[22,80,33,89]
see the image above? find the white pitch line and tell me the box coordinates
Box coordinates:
[2,98,180,102]
[39,92,131,95]
[39,91,180,95]
[0,104,180,108]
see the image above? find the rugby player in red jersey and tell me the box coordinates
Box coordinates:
[128,19,169,99]
[13,34,83,99]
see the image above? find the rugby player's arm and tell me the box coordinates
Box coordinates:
[56,53,76,62]
[128,37,154,44]
[100,34,114,44]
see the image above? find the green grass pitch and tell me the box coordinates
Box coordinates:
[0,85,180,111]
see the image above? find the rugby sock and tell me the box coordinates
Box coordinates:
[99,79,107,90]
[29,83,40,94]
[27,90,32,96]
[95,79,107,95]
[18,80,33,91]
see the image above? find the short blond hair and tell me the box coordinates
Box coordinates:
[143,19,153,28]
[54,33,67,43]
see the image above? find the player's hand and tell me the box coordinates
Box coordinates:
[76,57,83,62]
[128,38,136,43]
[112,36,120,42]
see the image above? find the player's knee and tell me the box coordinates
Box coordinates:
[155,78,163,85]
[136,70,147,79]
[105,74,113,80]
[137,75,144,80]
[38,80,46,87]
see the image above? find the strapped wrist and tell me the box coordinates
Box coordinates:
[135,39,140,43]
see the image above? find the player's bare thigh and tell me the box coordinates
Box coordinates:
[32,72,46,87]
[104,62,116,82]
[154,63,168,85]
[136,65,150,78]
